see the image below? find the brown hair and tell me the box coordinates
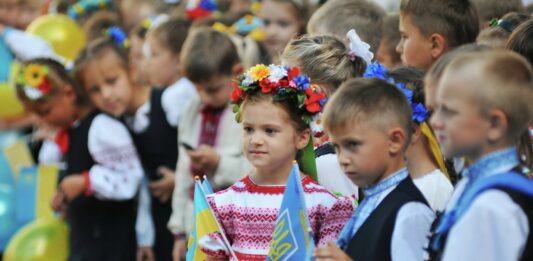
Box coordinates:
[307,0,386,53]
[181,28,240,82]
[380,14,402,67]
[323,78,413,150]
[147,17,191,54]
[477,12,532,48]
[281,34,366,94]
[16,58,90,106]
[443,51,533,142]
[472,0,524,26]
[83,10,122,42]
[400,0,480,48]
[74,37,129,86]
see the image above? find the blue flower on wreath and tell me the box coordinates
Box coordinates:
[293,75,310,90]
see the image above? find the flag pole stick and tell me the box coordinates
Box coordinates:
[196,179,240,260]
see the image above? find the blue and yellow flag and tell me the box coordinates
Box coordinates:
[267,163,314,261]
[186,178,221,261]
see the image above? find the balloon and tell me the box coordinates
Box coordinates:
[0,183,17,251]
[26,14,86,61]
[4,218,69,261]
[0,82,25,119]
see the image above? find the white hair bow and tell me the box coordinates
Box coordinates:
[346,29,374,65]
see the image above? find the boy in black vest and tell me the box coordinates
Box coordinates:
[428,51,533,260]
[314,78,435,261]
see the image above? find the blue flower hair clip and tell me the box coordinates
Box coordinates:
[69,0,113,20]
[364,63,428,124]
[105,26,130,49]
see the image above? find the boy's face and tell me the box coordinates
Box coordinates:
[430,72,491,160]
[397,14,434,70]
[329,120,394,188]
[81,52,134,117]
[146,34,181,86]
[195,74,234,109]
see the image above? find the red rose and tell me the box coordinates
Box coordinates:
[231,83,244,103]
[304,91,326,113]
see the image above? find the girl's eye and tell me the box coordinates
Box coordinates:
[105,77,118,85]
[244,126,253,133]
[263,19,271,26]
[265,128,277,134]
[278,21,290,28]
[88,86,100,94]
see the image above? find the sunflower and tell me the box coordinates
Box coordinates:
[24,64,47,87]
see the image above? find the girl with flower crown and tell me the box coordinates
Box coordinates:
[16,58,143,260]
[198,64,354,260]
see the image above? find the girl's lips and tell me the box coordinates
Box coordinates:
[249,150,267,155]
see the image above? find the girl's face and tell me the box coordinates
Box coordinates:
[259,0,301,61]
[146,34,181,86]
[129,34,149,85]
[80,51,134,117]
[23,87,78,128]
[241,99,309,174]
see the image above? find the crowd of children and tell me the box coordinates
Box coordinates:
[1,0,533,260]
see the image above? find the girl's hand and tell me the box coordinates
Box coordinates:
[136,246,154,261]
[149,166,175,203]
[313,241,353,261]
[187,145,220,175]
[60,175,86,200]
[51,191,66,212]
[173,238,186,261]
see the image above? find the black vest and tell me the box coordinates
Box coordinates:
[65,111,136,261]
[130,88,178,181]
[346,177,429,261]
[428,171,533,261]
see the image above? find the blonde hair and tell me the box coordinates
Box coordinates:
[281,34,366,94]
[443,50,533,141]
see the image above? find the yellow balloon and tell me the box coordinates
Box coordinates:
[0,82,25,119]
[26,14,86,61]
[4,218,69,261]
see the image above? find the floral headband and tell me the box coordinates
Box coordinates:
[16,63,57,101]
[364,63,428,124]
[231,64,327,127]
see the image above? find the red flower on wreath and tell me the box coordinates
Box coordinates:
[38,77,53,95]
[259,78,278,93]
[231,82,244,103]
[304,90,326,113]
[287,67,300,82]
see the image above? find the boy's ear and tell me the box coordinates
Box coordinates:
[487,109,508,143]
[429,33,447,60]
[388,126,407,155]
[231,63,244,77]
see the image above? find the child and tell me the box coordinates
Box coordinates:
[16,58,143,260]
[397,0,480,70]
[75,24,195,260]
[307,0,386,53]
[476,12,531,48]
[167,28,252,260]
[199,64,354,259]
[428,50,533,260]
[281,33,368,197]
[377,14,403,70]
[384,66,454,211]
[472,0,525,28]
[314,78,435,261]
[257,0,307,64]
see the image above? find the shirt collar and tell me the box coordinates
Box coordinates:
[364,167,408,198]
[464,147,519,183]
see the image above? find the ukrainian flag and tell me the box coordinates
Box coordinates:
[267,163,314,261]
[186,178,220,261]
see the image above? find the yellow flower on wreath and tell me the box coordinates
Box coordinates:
[24,64,48,87]
[250,64,270,81]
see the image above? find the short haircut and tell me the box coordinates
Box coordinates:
[307,0,386,53]
[281,34,366,93]
[181,28,240,83]
[442,50,533,141]
[472,0,524,25]
[477,12,532,48]
[147,18,191,54]
[507,19,533,65]
[323,78,413,149]
[400,0,480,48]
